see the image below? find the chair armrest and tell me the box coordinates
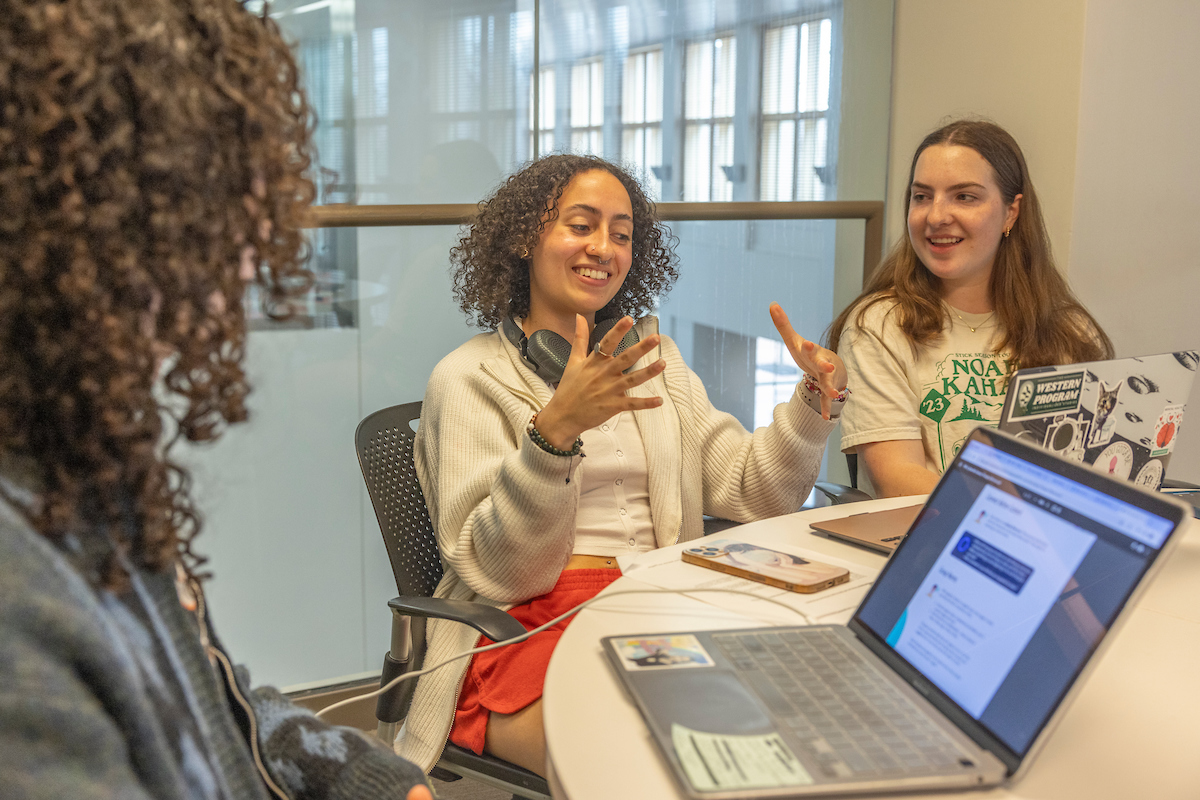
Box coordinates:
[813,481,873,504]
[388,596,527,642]
[702,515,742,536]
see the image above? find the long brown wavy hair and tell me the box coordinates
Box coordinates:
[0,0,315,588]
[827,120,1112,369]
[451,154,679,330]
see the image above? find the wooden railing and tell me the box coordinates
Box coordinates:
[305,200,885,285]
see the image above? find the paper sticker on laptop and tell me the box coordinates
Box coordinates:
[1042,414,1088,462]
[1152,404,1184,457]
[1134,459,1164,489]
[672,724,813,791]
[1008,371,1085,421]
[1085,381,1123,448]
[611,635,714,670]
[1093,441,1134,480]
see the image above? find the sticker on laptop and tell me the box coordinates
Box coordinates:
[1094,441,1134,480]
[1152,403,1184,457]
[1007,371,1085,421]
[1135,459,1164,489]
[610,635,714,670]
[1085,381,1123,448]
[1041,413,1088,462]
[672,725,813,791]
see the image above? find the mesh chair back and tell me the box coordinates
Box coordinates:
[355,402,442,598]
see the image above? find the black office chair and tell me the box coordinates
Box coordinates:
[355,402,552,800]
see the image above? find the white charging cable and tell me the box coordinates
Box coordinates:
[314,586,813,720]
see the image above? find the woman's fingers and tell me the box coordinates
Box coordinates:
[593,315,636,357]
[771,303,814,372]
[768,302,847,419]
[568,314,591,365]
[544,319,664,439]
[612,334,661,370]
[624,394,665,410]
[623,357,666,389]
[769,302,797,341]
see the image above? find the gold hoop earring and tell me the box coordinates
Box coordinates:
[520,247,529,259]
[1003,228,1011,238]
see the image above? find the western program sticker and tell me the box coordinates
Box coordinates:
[1008,371,1085,421]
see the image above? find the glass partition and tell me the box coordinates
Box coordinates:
[197,0,895,689]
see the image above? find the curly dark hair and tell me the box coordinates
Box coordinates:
[0,0,315,588]
[451,154,679,329]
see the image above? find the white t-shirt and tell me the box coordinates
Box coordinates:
[838,299,1014,473]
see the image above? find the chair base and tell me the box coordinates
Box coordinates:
[438,742,552,800]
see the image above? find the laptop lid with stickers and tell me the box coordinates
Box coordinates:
[997,351,1197,489]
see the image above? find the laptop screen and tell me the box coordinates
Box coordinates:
[852,429,1179,762]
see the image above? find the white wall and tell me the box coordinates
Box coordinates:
[873,0,1199,485]
[1067,0,1200,482]
[885,0,1087,264]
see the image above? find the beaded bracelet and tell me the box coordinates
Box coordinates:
[527,413,585,457]
[802,373,851,403]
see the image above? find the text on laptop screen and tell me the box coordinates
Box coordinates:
[855,436,1172,756]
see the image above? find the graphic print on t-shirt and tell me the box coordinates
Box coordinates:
[919,352,1012,469]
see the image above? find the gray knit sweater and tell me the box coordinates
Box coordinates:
[0,489,429,799]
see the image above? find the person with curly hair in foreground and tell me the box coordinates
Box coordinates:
[402,154,849,776]
[0,1,431,797]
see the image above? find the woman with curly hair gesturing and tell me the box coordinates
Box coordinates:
[0,1,432,798]
[402,154,849,776]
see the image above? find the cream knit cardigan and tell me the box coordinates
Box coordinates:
[401,316,836,771]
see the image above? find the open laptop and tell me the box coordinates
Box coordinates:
[603,427,1189,798]
[997,351,1197,490]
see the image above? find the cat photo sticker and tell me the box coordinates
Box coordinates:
[1152,404,1185,457]
[611,635,715,671]
[1085,381,1122,448]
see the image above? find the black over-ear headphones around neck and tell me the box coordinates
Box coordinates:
[501,316,640,383]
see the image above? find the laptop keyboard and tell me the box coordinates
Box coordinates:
[714,628,973,779]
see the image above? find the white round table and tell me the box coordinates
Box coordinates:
[542,498,1200,800]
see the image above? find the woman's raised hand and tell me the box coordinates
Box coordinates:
[769,302,847,420]
[532,316,665,450]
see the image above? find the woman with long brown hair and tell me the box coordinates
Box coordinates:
[0,1,430,797]
[827,120,1112,497]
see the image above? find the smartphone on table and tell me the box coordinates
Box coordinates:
[681,539,850,594]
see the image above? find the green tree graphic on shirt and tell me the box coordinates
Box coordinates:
[920,353,1012,468]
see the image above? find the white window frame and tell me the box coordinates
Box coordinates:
[681,34,737,202]
[758,16,834,202]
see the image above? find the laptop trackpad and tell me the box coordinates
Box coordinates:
[633,669,772,734]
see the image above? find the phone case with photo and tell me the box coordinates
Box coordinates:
[681,540,850,594]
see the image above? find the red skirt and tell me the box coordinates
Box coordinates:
[448,568,622,754]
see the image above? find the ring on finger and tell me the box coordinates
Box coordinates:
[593,342,613,358]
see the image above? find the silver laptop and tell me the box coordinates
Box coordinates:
[997,351,1197,490]
[603,427,1189,798]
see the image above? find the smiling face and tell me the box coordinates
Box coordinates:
[525,169,634,338]
[908,144,1022,307]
